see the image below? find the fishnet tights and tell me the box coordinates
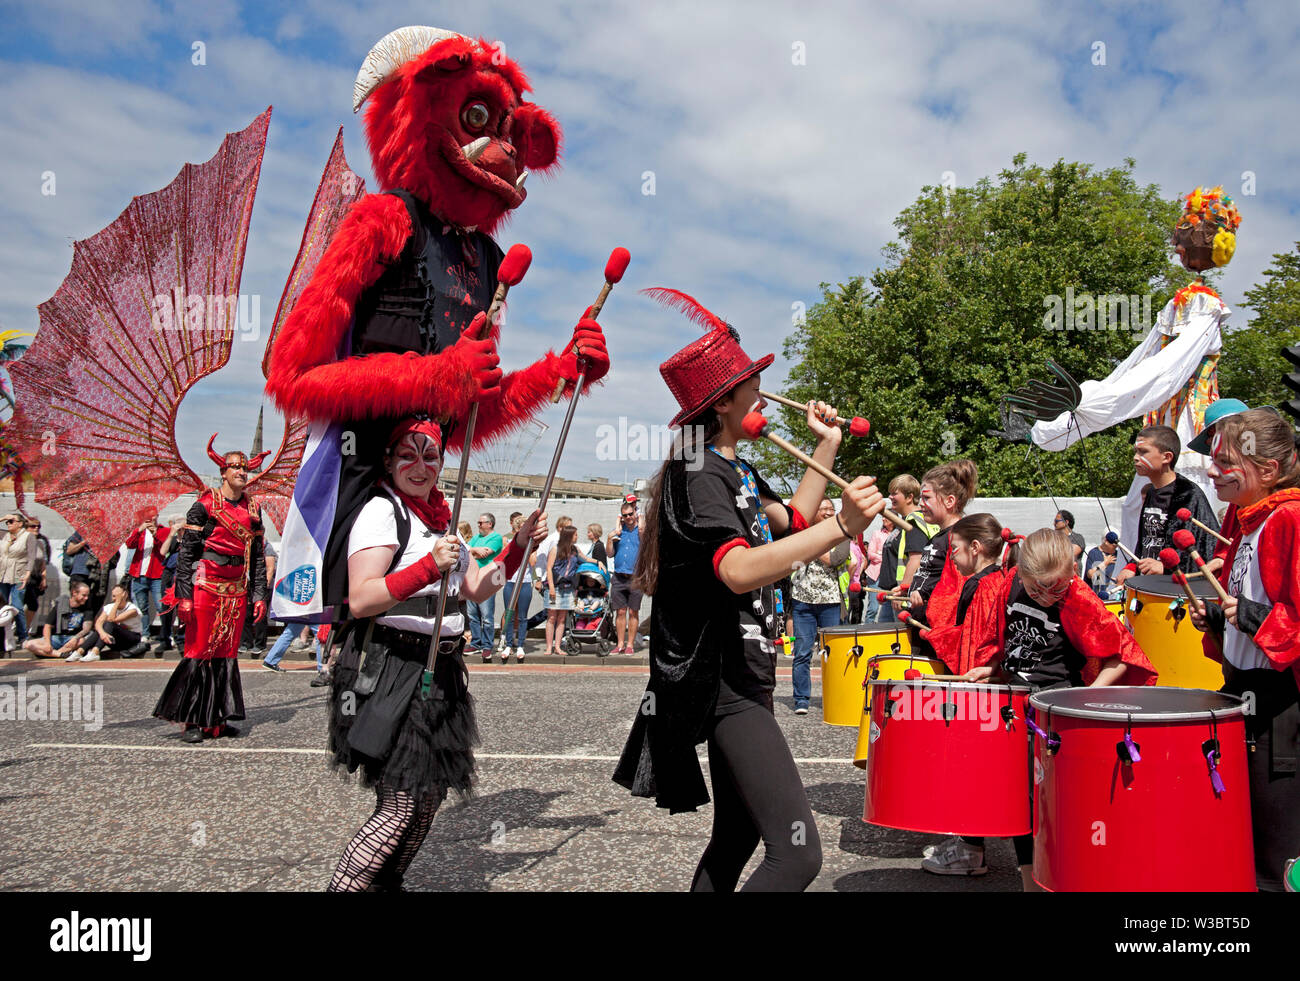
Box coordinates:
[328,784,443,892]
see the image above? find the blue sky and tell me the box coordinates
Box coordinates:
[2,0,1297,500]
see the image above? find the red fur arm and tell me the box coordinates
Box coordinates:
[450,350,596,451]
[266,193,485,423]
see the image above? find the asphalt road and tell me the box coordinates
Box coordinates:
[0,658,1022,891]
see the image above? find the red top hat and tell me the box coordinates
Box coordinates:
[646,288,774,428]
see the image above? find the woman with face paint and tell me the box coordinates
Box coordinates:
[1189,409,1300,890]
[325,417,548,892]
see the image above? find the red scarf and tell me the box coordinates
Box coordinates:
[1237,487,1300,536]
[386,482,452,535]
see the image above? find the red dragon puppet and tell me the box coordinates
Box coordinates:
[264,26,611,618]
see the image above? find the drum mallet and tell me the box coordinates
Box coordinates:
[1176,507,1231,547]
[897,610,932,632]
[1172,529,1232,604]
[740,412,911,532]
[758,391,872,438]
[1160,548,1203,610]
[549,246,632,402]
[508,248,633,630]
[1111,536,1141,565]
[423,243,532,693]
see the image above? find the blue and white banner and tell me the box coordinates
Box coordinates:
[272,419,342,623]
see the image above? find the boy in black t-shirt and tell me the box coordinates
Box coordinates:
[1114,425,1219,587]
[875,474,932,623]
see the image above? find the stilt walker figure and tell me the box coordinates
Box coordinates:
[153,438,270,744]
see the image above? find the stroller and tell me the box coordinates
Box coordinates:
[561,561,612,656]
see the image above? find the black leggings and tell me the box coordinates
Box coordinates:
[80,621,140,652]
[691,702,822,892]
[961,834,1034,865]
[1222,664,1299,892]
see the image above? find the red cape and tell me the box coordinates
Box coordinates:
[920,538,967,666]
[1204,491,1300,687]
[928,566,1009,676]
[990,573,1157,686]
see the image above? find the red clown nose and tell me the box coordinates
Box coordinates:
[741,412,769,440]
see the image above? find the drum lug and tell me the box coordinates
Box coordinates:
[890,642,901,656]
[1000,704,1015,730]
[820,646,829,662]
[942,699,957,723]
[1203,737,1226,794]
[851,644,863,660]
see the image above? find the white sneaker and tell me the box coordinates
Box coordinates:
[81,651,101,662]
[921,839,987,876]
[66,651,84,662]
[922,835,961,859]
[514,647,525,662]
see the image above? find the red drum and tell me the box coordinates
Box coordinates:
[1030,687,1254,892]
[863,679,1033,837]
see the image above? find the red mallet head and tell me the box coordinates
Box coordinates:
[1173,528,1197,550]
[741,412,769,440]
[849,581,862,593]
[903,668,922,680]
[849,417,871,438]
[604,247,631,284]
[497,244,532,286]
[1158,547,1181,571]
[1176,507,1193,522]
[898,610,912,624]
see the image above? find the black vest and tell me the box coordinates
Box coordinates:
[322,191,504,609]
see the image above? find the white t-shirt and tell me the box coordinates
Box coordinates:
[347,489,470,637]
[1223,517,1271,671]
[102,601,142,634]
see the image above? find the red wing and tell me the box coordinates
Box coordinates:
[6,109,271,560]
[251,128,367,531]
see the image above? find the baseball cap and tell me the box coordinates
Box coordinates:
[1188,399,1249,455]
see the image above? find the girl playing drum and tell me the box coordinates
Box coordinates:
[922,528,1156,885]
[1190,408,1300,891]
[903,461,977,657]
[613,289,886,891]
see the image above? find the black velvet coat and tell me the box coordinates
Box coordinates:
[612,452,781,814]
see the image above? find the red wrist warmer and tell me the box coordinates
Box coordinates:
[498,538,527,579]
[385,551,441,602]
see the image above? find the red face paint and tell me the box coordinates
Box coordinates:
[391,432,442,491]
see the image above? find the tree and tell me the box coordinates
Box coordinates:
[781,155,1194,497]
[1218,243,1300,410]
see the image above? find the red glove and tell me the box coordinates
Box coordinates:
[253,601,266,623]
[558,316,609,388]
[498,538,527,579]
[385,552,441,602]
[177,598,193,625]
[446,312,502,400]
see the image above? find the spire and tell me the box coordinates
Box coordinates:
[250,405,264,472]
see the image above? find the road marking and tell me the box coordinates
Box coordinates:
[25,743,854,765]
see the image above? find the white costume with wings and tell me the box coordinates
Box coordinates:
[1031,289,1228,546]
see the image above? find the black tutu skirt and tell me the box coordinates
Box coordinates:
[327,623,478,805]
[152,656,245,727]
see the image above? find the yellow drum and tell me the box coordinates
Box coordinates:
[1124,574,1225,690]
[852,651,949,767]
[1105,601,1124,619]
[819,624,911,727]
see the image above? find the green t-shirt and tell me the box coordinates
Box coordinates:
[469,531,504,568]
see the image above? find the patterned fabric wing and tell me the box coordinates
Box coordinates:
[6,110,271,559]
[252,128,367,532]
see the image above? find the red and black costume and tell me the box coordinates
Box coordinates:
[153,444,268,736]
[987,574,1157,688]
[925,564,1007,676]
[1199,487,1300,890]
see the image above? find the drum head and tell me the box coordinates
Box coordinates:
[1127,574,1219,600]
[866,678,1031,696]
[818,623,906,639]
[1029,685,1245,721]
